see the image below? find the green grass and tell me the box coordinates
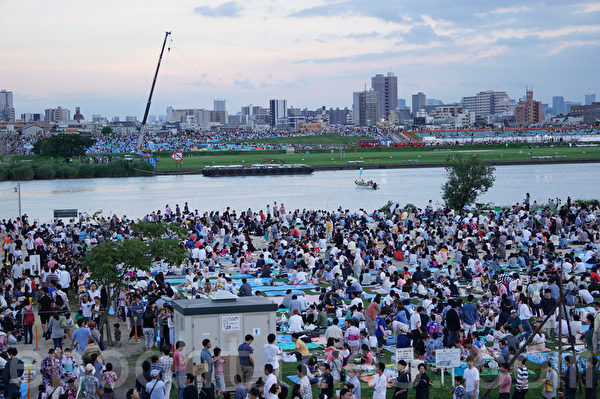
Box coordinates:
[152,144,600,170]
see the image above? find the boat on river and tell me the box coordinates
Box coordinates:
[202,164,314,177]
[355,179,378,190]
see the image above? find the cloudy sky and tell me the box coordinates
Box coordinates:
[1,0,599,118]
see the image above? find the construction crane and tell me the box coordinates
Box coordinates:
[137,31,171,159]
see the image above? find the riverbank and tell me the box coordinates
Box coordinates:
[1,143,599,181]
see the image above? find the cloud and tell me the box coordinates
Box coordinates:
[194,1,243,17]
[496,35,544,47]
[235,79,255,90]
[399,25,449,45]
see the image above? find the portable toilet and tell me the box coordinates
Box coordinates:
[172,292,278,391]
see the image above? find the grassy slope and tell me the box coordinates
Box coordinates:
[153,145,600,170]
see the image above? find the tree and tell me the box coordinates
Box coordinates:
[101,126,114,135]
[82,222,187,344]
[441,155,495,210]
[32,133,96,160]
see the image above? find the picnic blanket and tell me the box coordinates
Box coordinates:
[278,342,323,351]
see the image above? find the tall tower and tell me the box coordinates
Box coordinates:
[371,72,398,119]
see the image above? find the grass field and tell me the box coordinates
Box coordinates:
[153,144,600,170]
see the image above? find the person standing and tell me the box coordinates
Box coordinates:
[582,356,598,399]
[365,295,381,337]
[539,362,558,399]
[564,356,577,399]
[80,363,102,399]
[146,369,166,399]
[445,300,461,348]
[413,363,431,399]
[393,360,409,399]
[497,363,512,399]
[370,362,387,399]
[264,333,281,378]
[159,346,174,398]
[238,334,255,384]
[513,356,529,399]
[142,305,156,353]
[182,373,199,399]
[463,356,480,399]
[174,341,189,399]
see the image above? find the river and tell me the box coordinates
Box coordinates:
[0,163,598,222]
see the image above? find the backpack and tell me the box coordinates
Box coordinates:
[55,293,65,308]
[531,287,541,305]
[24,307,35,325]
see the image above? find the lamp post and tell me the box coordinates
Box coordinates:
[14,182,21,218]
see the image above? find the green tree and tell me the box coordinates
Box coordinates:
[101,126,114,135]
[32,133,96,160]
[82,222,187,344]
[441,155,495,210]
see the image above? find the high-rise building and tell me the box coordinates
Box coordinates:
[570,102,600,124]
[411,92,426,115]
[0,89,15,122]
[44,106,70,123]
[552,96,565,115]
[214,99,226,112]
[515,90,543,125]
[352,90,379,126]
[585,94,596,106]
[326,107,350,125]
[461,91,510,121]
[371,72,397,119]
[397,98,406,109]
[125,116,138,122]
[269,99,287,127]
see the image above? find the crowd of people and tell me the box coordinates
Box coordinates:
[0,194,598,399]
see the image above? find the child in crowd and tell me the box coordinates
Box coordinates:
[113,323,121,348]
[452,376,465,399]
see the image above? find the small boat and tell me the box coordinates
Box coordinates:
[355,179,378,190]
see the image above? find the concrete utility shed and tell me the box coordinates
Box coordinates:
[173,294,278,390]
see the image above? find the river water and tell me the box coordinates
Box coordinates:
[0,163,598,222]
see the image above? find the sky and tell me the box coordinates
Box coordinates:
[1,0,599,118]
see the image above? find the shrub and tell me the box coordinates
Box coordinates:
[54,165,79,179]
[9,165,34,180]
[77,163,96,178]
[0,167,9,181]
[34,164,56,179]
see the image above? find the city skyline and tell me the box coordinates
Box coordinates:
[1,0,599,117]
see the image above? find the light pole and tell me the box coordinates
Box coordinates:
[15,182,21,218]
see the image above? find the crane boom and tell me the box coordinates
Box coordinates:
[137,31,171,157]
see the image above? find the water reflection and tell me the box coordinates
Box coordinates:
[0,163,597,222]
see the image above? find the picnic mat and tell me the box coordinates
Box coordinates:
[278,342,324,351]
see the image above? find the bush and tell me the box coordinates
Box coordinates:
[77,163,96,178]
[9,165,34,180]
[0,167,9,181]
[34,164,56,179]
[54,165,79,179]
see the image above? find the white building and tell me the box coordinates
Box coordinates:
[461,91,510,122]
[44,107,70,123]
[269,99,287,127]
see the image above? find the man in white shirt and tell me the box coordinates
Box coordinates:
[369,362,387,399]
[288,310,304,333]
[464,356,480,399]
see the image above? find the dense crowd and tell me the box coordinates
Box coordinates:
[0,194,598,399]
